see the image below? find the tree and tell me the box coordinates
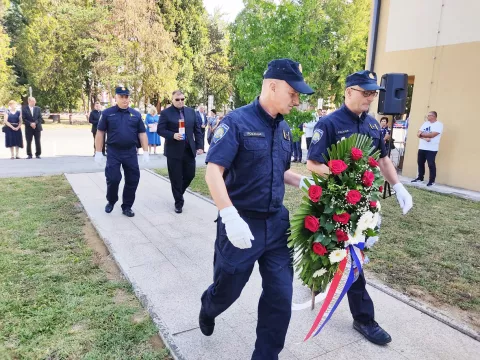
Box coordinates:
[194,9,232,109]
[158,0,209,105]
[230,0,371,106]
[96,0,178,109]
[0,0,18,103]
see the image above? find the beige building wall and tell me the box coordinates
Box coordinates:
[367,0,480,191]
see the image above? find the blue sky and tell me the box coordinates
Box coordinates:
[203,0,281,22]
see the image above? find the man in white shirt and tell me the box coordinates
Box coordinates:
[411,111,443,186]
[304,109,323,150]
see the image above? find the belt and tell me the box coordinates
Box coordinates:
[238,210,279,219]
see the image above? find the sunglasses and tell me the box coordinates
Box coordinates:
[350,88,378,98]
[175,98,185,102]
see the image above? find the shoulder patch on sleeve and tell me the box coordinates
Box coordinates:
[213,123,230,143]
[312,129,323,144]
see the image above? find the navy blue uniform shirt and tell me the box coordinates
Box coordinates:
[307,104,387,163]
[206,98,292,213]
[97,106,146,149]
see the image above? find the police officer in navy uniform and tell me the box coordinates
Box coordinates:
[306,70,413,345]
[94,86,149,217]
[199,59,314,360]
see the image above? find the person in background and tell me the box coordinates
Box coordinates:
[291,122,303,162]
[145,107,161,154]
[158,90,204,213]
[89,101,105,156]
[380,117,391,154]
[3,100,23,159]
[196,105,208,146]
[411,111,443,186]
[207,109,218,145]
[304,109,321,151]
[22,96,43,159]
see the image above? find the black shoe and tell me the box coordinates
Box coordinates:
[27,155,32,159]
[105,203,114,213]
[353,320,392,345]
[174,206,183,214]
[122,208,135,217]
[199,307,215,336]
[36,156,41,159]
[411,178,423,183]
[292,159,298,163]
[102,153,106,156]
[427,182,435,187]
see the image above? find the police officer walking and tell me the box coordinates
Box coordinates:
[94,87,149,217]
[199,59,313,360]
[306,70,413,345]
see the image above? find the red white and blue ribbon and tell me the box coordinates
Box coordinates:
[303,244,365,341]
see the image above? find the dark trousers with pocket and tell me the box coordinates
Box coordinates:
[306,137,312,150]
[292,141,302,161]
[167,148,196,209]
[105,147,140,210]
[347,271,375,324]
[417,149,438,183]
[201,208,293,360]
[25,127,41,157]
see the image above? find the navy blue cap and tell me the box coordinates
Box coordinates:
[345,70,385,91]
[263,59,314,95]
[115,86,130,95]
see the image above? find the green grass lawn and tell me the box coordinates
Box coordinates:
[156,164,480,327]
[0,176,170,359]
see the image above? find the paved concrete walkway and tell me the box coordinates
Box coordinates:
[66,170,479,360]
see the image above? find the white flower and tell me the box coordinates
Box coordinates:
[376,201,381,211]
[357,211,374,231]
[329,249,347,264]
[313,268,327,278]
[365,236,379,249]
[344,230,364,246]
[372,212,380,228]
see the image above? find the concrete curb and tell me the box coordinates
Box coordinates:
[146,169,480,343]
[366,277,480,342]
[66,172,187,360]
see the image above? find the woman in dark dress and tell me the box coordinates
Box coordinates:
[4,100,23,159]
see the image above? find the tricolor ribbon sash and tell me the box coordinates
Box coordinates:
[303,244,365,341]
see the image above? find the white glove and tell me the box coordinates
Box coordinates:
[94,151,104,165]
[142,152,150,164]
[299,176,313,191]
[393,183,413,215]
[220,206,255,249]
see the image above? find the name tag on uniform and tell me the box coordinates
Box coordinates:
[337,129,350,134]
[244,132,265,137]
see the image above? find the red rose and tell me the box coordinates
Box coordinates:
[368,157,379,167]
[305,215,320,233]
[328,160,348,175]
[379,185,383,192]
[308,185,323,202]
[362,170,375,187]
[335,229,349,242]
[369,201,377,208]
[333,212,350,224]
[346,189,362,205]
[312,243,327,256]
[351,147,363,161]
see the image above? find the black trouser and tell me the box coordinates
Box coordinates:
[167,148,196,208]
[25,128,41,157]
[105,147,140,210]
[92,130,106,154]
[347,271,374,324]
[417,149,438,182]
[306,137,312,150]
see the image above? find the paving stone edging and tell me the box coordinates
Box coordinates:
[66,172,187,360]
[146,169,480,343]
